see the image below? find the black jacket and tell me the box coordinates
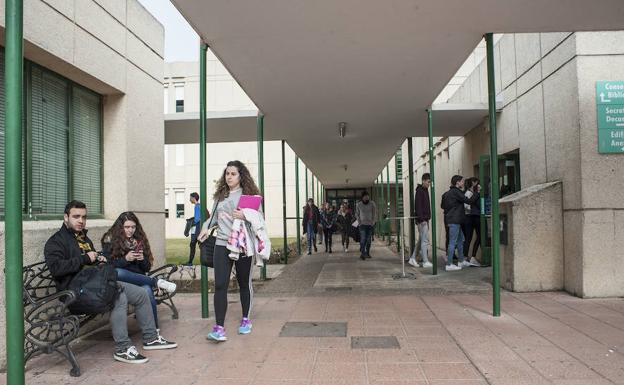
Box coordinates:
[101,239,152,275]
[302,205,321,234]
[441,187,479,225]
[44,225,95,291]
[414,184,431,223]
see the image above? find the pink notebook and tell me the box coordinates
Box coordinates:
[238,195,263,210]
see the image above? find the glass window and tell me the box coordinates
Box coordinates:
[163,86,169,114]
[174,84,184,113]
[164,191,169,218]
[175,191,184,218]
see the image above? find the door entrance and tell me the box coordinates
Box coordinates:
[478,153,520,265]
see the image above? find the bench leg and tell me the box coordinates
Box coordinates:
[161,293,179,320]
[67,345,81,377]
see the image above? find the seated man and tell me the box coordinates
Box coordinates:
[44,200,177,364]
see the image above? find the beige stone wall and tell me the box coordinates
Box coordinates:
[0,0,164,367]
[406,31,624,297]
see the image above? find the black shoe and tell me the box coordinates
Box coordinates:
[325,248,328,252]
[360,254,366,260]
[314,246,317,252]
[329,249,332,254]
[365,254,372,259]
[143,335,178,350]
[113,346,148,364]
[307,251,312,255]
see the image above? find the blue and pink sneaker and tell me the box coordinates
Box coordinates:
[207,325,227,341]
[238,318,252,335]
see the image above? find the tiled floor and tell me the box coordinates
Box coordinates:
[10,240,624,385]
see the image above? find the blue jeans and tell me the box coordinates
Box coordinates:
[306,222,316,252]
[359,225,373,255]
[447,224,465,265]
[115,268,159,328]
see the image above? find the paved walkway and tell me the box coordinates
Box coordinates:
[12,240,624,385]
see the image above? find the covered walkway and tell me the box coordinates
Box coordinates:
[17,241,624,385]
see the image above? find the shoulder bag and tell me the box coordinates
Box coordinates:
[200,201,220,267]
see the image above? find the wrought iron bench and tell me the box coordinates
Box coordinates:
[22,261,179,377]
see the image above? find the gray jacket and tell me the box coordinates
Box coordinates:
[355,200,377,226]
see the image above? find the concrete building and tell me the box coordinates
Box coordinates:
[0,0,165,364]
[405,32,624,298]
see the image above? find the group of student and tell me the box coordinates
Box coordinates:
[302,191,378,261]
[408,173,483,272]
[44,160,264,364]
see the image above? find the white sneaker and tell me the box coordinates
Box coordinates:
[460,261,471,268]
[345,247,349,252]
[445,264,461,271]
[469,257,481,267]
[408,259,418,268]
[422,261,433,268]
[157,279,177,294]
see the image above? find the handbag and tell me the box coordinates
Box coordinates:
[200,201,220,267]
[68,262,119,315]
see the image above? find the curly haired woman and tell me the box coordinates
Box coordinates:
[198,160,262,341]
[101,211,177,331]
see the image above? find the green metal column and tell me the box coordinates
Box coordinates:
[305,166,309,200]
[427,109,438,276]
[199,43,209,318]
[4,0,25,383]
[282,140,288,264]
[257,115,266,279]
[380,172,385,239]
[394,152,401,252]
[295,156,301,255]
[486,33,501,317]
[407,138,416,255]
[311,175,315,201]
[386,164,390,245]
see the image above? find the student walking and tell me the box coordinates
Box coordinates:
[198,160,262,341]
[441,175,479,271]
[320,202,337,253]
[355,191,377,260]
[409,173,433,268]
[337,203,354,252]
[302,199,320,255]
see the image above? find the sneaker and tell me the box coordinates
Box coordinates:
[307,251,312,255]
[445,264,461,271]
[345,247,349,252]
[365,254,372,259]
[469,257,481,267]
[207,325,227,342]
[238,318,253,334]
[157,279,177,294]
[143,335,178,350]
[360,254,366,260]
[113,346,148,364]
[408,259,418,268]
[460,260,471,268]
[314,246,318,252]
[422,261,433,268]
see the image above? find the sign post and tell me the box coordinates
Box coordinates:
[596,81,624,154]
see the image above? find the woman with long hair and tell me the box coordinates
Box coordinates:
[198,160,262,341]
[336,202,354,252]
[320,202,337,253]
[101,211,177,331]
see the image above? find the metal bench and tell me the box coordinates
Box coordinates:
[22,261,179,377]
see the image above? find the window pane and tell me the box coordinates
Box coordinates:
[31,67,69,214]
[176,204,184,218]
[72,86,102,214]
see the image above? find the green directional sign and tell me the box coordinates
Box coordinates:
[596,81,624,153]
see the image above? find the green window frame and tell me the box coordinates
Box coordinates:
[0,50,104,219]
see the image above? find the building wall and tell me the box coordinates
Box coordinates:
[404,31,624,297]
[0,0,164,365]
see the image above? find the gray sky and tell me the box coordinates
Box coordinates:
[138,0,198,62]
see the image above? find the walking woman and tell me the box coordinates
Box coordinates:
[101,212,177,332]
[198,160,262,341]
[320,202,337,253]
[302,198,320,255]
[336,203,353,252]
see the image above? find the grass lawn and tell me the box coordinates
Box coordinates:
[166,237,298,265]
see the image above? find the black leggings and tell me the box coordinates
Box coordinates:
[323,228,333,250]
[341,231,349,248]
[213,245,253,326]
[463,215,481,258]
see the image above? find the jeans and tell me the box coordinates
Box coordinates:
[411,221,430,263]
[213,245,253,326]
[447,223,465,265]
[115,268,158,328]
[463,215,480,258]
[111,282,157,351]
[306,222,316,252]
[359,225,373,256]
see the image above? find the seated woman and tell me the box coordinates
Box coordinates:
[101,211,176,331]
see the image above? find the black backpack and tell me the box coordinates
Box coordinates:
[67,263,119,315]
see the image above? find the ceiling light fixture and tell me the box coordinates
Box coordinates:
[338,122,347,138]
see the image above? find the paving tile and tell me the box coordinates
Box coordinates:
[366,349,419,363]
[413,344,470,363]
[369,381,428,385]
[367,362,425,381]
[265,347,316,362]
[421,363,482,380]
[255,362,313,381]
[316,348,365,362]
[311,362,367,382]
